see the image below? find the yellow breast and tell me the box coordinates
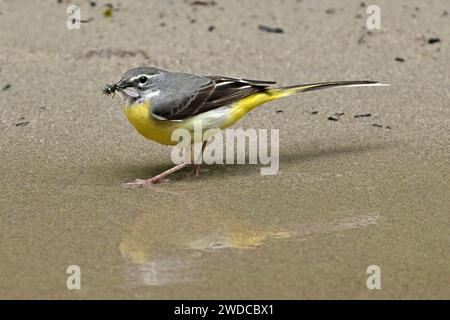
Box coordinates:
[122,91,278,146]
[123,101,181,145]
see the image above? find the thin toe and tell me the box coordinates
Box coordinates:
[121,178,162,187]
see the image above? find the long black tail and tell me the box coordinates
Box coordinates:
[273,80,387,95]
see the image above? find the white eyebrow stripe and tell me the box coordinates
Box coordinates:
[131,74,158,82]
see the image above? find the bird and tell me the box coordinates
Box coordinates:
[103,67,386,186]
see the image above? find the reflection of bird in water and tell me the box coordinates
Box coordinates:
[119,213,378,287]
[187,229,291,251]
[119,214,290,287]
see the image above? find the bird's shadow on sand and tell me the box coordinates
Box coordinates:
[98,141,391,184]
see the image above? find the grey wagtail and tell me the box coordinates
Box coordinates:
[103,67,385,186]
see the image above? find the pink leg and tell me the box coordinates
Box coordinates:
[123,141,210,187]
[122,162,190,187]
[187,164,202,177]
[187,141,208,178]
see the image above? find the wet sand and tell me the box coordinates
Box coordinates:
[0,0,449,299]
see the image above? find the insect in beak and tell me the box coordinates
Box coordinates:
[102,83,116,95]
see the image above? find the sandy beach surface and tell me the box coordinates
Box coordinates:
[0,0,449,299]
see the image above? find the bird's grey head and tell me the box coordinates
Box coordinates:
[103,67,167,104]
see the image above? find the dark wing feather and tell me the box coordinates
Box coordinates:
[151,75,276,121]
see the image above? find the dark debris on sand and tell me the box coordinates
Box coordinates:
[258,25,284,34]
[354,113,372,118]
[79,18,94,24]
[83,49,149,60]
[190,0,216,6]
[326,112,391,129]
[15,117,29,127]
[428,37,441,44]
[328,112,345,121]
[372,123,392,129]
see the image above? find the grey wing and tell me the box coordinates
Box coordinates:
[150,73,276,121]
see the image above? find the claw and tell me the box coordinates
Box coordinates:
[121,178,161,188]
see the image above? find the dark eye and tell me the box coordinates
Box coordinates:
[138,76,148,84]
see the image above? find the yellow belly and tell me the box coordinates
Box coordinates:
[123,101,183,145]
[122,91,279,145]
